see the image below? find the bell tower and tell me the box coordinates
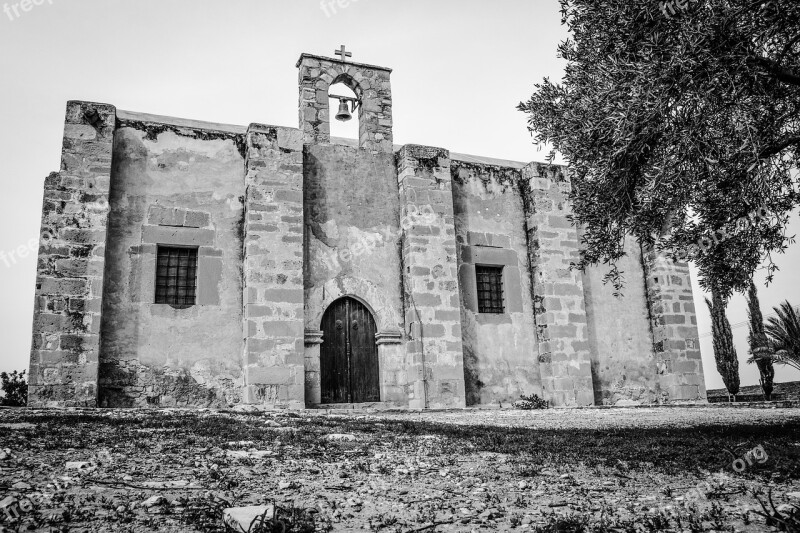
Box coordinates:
[296,46,394,152]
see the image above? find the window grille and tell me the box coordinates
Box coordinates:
[155,246,198,308]
[476,265,504,314]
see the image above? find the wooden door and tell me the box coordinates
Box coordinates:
[320,297,380,403]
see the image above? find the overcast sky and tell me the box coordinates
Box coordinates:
[0,0,797,392]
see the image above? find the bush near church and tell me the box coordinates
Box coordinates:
[0,370,28,407]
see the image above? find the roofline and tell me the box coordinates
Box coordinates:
[112,111,547,169]
[117,109,247,134]
[296,53,392,73]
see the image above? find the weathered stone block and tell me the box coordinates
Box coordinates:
[247,367,293,385]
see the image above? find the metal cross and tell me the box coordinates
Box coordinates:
[335,45,352,62]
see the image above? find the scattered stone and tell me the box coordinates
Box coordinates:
[65,461,95,471]
[141,481,191,489]
[0,496,18,512]
[518,481,529,490]
[11,482,31,490]
[0,423,35,430]
[786,492,800,500]
[324,434,357,442]
[223,505,275,531]
[231,404,263,413]
[278,481,293,490]
[227,441,256,447]
[226,450,272,459]
[142,496,167,508]
[479,508,502,519]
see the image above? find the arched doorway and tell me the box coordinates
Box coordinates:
[320,297,380,403]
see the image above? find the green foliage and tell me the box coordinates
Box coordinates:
[0,370,28,407]
[746,281,775,400]
[181,493,230,532]
[706,288,740,396]
[764,301,800,372]
[519,0,800,296]
[532,503,737,532]
[181,495,320,533]
[243,503,317,533]
[516,393,549,410]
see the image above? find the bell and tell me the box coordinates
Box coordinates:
[335,99,352,122]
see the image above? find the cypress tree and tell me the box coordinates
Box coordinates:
[705,287,740,398]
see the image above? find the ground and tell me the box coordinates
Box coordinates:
[1,406,800,532]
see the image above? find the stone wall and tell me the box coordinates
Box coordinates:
[97,115,246,408]
[643,250,707,402]
[521,163,594,407]
[451,161,542,406]
[242,124,306,409]
[397,145,466,409]
[28,101,116,407]
[582,238,659,405]
[303,143,406,406]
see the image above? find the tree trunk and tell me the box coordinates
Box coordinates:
[746,281,774,401]
[706,287,740,396]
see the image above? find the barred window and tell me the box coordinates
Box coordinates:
[155,246,198,308]
[476,265,504,314]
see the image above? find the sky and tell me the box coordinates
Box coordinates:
[0,0,797,392]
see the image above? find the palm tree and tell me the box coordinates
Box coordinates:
[745,281,774,400]
[764,301,800,372]
[706,286,740,399]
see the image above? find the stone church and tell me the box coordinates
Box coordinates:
[27,49,706,409]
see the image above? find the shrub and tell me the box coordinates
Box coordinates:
[0,370,28,407]
[514,393,548,410]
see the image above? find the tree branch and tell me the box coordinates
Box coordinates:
[778,34,800,63]
[758,135,800,158]
[754,56,800,86]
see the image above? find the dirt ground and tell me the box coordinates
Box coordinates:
[1,406,799,532]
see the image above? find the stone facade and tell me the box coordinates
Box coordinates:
[28,51,706,409]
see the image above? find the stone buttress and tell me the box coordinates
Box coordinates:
[397,145,467,409]
[242,125,306,408]
[521,163,594,406]
[643,250,706,401]
[28,101,115,407]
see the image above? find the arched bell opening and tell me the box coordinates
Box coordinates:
[328,79,360,143]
